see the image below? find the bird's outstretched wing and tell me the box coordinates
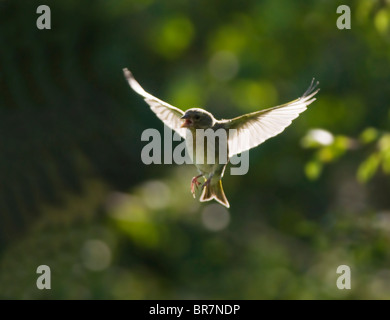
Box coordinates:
[224,79,319,157]
[123,68,186,138]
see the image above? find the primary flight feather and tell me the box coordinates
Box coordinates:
[123,68,319,208]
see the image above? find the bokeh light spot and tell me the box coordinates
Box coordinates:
[374,9,389,35]
[201,204,230,231]
[81,239,112,272]
[140,180,171,209]
[233,80,277,112]
[105,192,146,221]
[209,51,239,82]
[303,129,334,147]
[150,16,194,59]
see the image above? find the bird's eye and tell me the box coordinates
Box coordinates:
[194,115,200,120]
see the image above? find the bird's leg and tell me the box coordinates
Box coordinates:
[201,173,214,190]
[191,174,204,197]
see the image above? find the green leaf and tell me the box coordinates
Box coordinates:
[357,152,381,183]
[379,134,390,151]
[305,160,323,180]
[381,149,390,174]
[359,127,379,144]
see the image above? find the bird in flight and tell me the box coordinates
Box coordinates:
[123,68,319,208]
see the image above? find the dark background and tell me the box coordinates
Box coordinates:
[1,0,390,299]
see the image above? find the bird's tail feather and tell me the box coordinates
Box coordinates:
[200,180,230,208]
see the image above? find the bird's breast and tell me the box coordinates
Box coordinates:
[185,127,229,172]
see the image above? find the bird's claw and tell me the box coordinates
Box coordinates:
[191,175,202,198]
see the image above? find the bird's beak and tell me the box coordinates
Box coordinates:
[180,115,192,128]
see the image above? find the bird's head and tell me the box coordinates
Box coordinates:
[180,108,215,129]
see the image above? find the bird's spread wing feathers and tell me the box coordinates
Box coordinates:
[123,68,186,138]
[225,79,319,157]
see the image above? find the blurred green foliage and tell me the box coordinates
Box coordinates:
[1,0,390,299]
[302,127,390,183]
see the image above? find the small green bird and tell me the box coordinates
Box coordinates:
[123,68,319,208]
